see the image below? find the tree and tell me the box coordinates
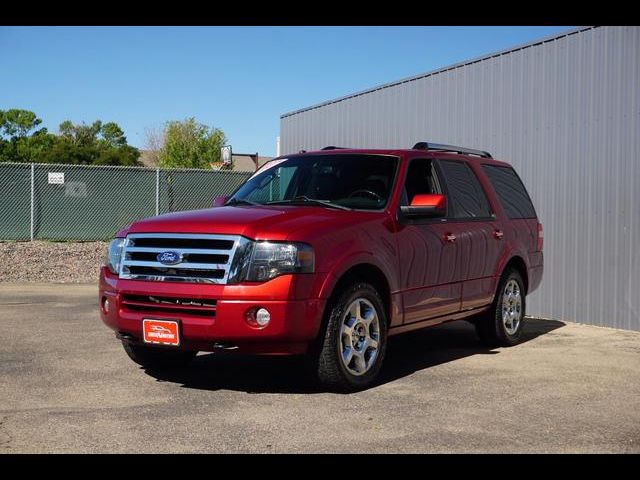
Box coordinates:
[58,119,103,147]
[37,139,96,165]
[142,126,165,167]
[16,130,57,162]
[0,109,53,163]
[39,119,141,166]
[158,118,227,169]
[94,145,140,166]
[0,109,45,139]
[100,122,127,148]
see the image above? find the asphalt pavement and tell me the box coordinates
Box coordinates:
[1,284,639,453]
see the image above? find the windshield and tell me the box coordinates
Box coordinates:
[227,154,398,210]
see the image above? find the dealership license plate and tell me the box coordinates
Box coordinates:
[142,319,180,346]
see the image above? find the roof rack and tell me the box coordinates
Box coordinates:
[412,142,492,158]
[321,146,348,150]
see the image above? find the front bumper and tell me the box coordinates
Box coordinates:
[99,266,327,355]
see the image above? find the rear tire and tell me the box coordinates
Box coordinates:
[308,282,388,392]
[122,341,197,369]
[475,268,526,347]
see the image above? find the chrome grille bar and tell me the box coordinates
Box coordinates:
[125,247,232,255]
[119,233,241,284]
[121,260,229,270]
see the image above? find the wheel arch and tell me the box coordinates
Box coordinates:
[324,262,392,326]
[502,256,529,294]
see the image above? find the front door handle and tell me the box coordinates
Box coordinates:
[493,230,504,240]
[444,233,457,243]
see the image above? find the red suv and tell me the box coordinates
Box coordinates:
[100,143,543,391]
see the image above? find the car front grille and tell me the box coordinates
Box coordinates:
[119,233,241,284]
[121,294,217,317]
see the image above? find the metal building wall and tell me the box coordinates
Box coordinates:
[280,26,640,331]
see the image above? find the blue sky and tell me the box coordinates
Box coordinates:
[1,26,572,156]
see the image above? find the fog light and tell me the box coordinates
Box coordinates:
[256,308,271,327]
[245,307,271,328]
[103,298,110,313]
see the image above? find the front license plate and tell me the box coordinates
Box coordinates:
[143,319,180,346]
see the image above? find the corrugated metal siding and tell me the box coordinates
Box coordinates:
[280,26,640,331]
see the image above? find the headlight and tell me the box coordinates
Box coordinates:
[228,240,314,283]
[105,238,125,275]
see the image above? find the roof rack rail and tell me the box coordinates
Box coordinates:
[321,146,348,150]
[412,142,492,158]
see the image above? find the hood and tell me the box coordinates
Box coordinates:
[124,205,377,242]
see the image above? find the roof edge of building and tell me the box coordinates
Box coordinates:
[280,26,596,119]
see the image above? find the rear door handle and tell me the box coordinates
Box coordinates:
[444,233,457,243]
[493,230,504,240]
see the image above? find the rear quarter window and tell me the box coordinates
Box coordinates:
[437,160,492,219]
[481,165,537,219]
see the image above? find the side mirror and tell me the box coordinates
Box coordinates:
[212,195,228,207]
[400,194,447,218]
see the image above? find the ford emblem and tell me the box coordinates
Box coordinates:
[157,250,183,265]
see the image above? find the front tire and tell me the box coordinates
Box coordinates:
[122,341,197,369]
[310,282,388,392]
[475,268,526,347]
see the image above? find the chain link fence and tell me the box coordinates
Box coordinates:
[0,163,252,241]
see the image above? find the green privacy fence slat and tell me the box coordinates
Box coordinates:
[33,164,157,241]
[0,163,252,241]
[0,163,31,240]
[158,168,250,214]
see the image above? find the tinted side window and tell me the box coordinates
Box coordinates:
[401,158,443,205]
[481,165,537,219]
[438,160,492,219]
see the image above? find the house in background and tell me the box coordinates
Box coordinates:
[138,150,272,172]
[230,154,273,172]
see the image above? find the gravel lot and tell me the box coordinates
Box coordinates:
[0,241,107,284]
[1,283,640,453]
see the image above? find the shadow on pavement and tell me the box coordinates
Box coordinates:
[144,317,565,395]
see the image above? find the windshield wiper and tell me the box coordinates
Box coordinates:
[225,198,260,207]
[267,196,351,211]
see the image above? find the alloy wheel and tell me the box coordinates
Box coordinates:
[339,298,381,376]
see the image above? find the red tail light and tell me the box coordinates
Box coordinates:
[537,222,544,251]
